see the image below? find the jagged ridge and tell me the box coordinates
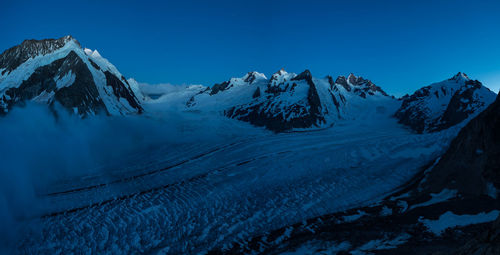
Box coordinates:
[0,36,143,116]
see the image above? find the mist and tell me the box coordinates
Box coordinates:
[0,102,252,251]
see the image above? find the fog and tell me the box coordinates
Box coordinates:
[0,102,254,250]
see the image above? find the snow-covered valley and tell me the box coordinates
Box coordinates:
[1,36,500,254]
[18,105,458,254]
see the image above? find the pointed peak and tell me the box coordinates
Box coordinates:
[300,69,312,77]
[347,73,358,84]
[62,35,75,42]
[84,48,93,56]
[274,68,287,76]
[450,72,470,82]
[335,75,347,83]
[292,69,312,81]
[270,68,291,82]
[1,35,82,73]
[84,48,103,59]
[91,49,102,58]
[243,71,267,83]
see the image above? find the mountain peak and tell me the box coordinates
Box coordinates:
[450,72,470,82]
[347,73,358,84]
[270,68,291,83]
[1,35,81,74]
[0,36,143,116]
[275,68,287,75]
[291,69,312,81]
[243,71,267,83]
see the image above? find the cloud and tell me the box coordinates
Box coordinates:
[138,82,204,96]
[0,101,249,251]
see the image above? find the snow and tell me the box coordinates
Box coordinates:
[127,78,146,102]
[84,48,93,56]
[55,71,76,89]
[350,233,411,254]
[280,241,351,255]
[32,91,55,103]
[0,39,140,116]
[343,210,367,222]
[380,206,393,216]
[3,40,493,253]
[409,188,458,211]
[270,69,295,85]
[242,71,267,81]
[12,104,460,254]
[486,182,498,199]
[397,74,496,132]
[0,40,81,91]
[419,210,500,235]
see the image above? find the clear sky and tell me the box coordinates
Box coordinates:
[2,0,500,96]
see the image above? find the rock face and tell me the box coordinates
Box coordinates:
[420,93,500,196]
[186,69,391,132]
[226,69,328,132]
[0,36,143,116]
[455,215,500,255]
[0,36,73,74]
[395,72,496,133]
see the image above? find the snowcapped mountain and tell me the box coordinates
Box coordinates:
[0,36,142,116]
[420,91,500,196]
[395,72,496,133]
[184,69,392,132]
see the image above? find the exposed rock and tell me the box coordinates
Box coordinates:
[0,35,76,74]
[454,215,500,255]
[395,73,496,133]
[0,36,143,116]
[252,87,261,98]
[420,93,500,196]
[3,50,108,116]
[210,81,230,95]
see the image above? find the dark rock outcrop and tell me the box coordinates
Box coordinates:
[2,50,108,115]
[226,69,327,132]
[395,73,496,133]
[454,215,500,255]
[421,93,500,196]
[0,36,143,116]
[210,81,230,95]
[103,71,143,113]
[0,35,76,74]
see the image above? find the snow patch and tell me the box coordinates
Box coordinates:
[419,210,500,235]
[55,71,76,89]
[351,233,411,254]
[409,189,457,211]
[343,210,367,222]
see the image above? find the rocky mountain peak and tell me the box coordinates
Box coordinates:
[1,35,80,75]
[270,68,288,80]
[395,72,496,133]
[450,72,471,82]
[291,69,312,81]
[0,36,143,116]
[347,73,358,84]
[243,71,266,84]
[334,75,349,91]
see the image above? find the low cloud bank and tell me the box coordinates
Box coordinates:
[0,102,250,251]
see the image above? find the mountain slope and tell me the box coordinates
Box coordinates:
[185,69,393,132]
[0,36,142,116]
[395,72,496,133]
[420,93,500,196]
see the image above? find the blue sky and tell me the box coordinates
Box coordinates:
[2,0,500,95]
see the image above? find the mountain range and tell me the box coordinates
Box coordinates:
[1,36,496,134]
[2,36,500,254]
